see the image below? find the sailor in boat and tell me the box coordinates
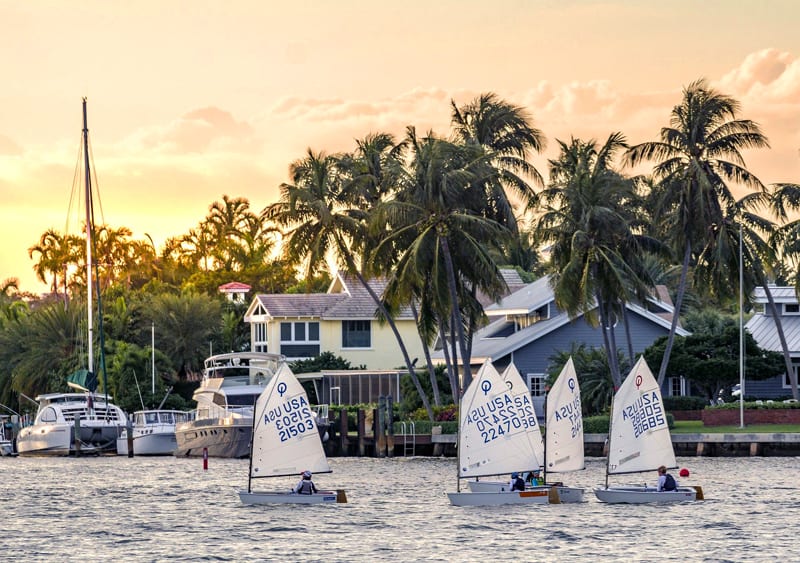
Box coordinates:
[657,465,678,492]
[526,470,542,486]
[509,472,525,492]
[293,470,319,495]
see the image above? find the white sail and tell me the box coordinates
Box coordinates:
[250,363,330,478]
[607,356,675,475]
[500,363,545,468]
[458,361,542,479]
[545,357,584,473]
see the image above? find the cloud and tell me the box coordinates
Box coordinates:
[122,106,258,154]
[0,134,23,155]
[716,48,797,99]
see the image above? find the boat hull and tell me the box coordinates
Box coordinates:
[117,432,178,456]
[447,489,553,507]
[594,486,698,504]
[17,422,120,456]
[466,480,584,503]
[174,418,252,458]
[239,489,347,505]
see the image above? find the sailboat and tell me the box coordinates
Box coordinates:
[594,356,702,503]
[17,98,127,456]
[238,363,347,505]
[448,361,559,506]
[466,359,585,503]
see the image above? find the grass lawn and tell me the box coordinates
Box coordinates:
[673,420,800,433]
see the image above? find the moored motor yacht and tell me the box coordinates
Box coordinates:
[117,409,189,456]
[174,352,286,458]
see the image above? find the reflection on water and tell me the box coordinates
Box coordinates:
[1,456,797,561]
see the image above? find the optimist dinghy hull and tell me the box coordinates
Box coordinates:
[594,486,698,504]
[238,489,347,505]
[447,488,556,507]
[467,481,584,503]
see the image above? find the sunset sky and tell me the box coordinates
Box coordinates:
[2,0,800,293]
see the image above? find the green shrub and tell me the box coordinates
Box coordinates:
[583,415,609,434]
[663,396,708,411]
[396,420,458,434]
[707,400,800,410]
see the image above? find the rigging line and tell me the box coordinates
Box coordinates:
[86,132,106,227]
[66,132,84,236]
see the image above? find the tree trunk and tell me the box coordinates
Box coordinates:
[657,241,691,387]
[621,302,635,365]
[350,267,434,421]
[597,297,621,388]
[761,281,799,401]
[411,302,441,406]
[440,236,473,394]
[439,319,458,400]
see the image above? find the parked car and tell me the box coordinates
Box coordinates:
[731,384,741,397]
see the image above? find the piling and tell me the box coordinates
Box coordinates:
[376,397,386,458]
[338,408,349,455]
[73,417,81,456]
[203,447,208,470]
[357,409,366,457]
[386,396,395,458]
[126,418,134,457]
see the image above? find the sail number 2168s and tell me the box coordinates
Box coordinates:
[263,396,317,442]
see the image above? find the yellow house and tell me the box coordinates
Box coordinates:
[243,271,424,371]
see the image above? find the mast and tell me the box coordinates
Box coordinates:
[83,98,94,380]
[604,394,614,489]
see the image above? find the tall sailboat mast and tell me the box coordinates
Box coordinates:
[83,97,94,378]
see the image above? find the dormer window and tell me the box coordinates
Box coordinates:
[784,303,800,315]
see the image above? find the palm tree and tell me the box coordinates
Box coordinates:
[535,133,651,387]
[376,128,507,393]
[624,79,770,386]
[264,147,437,420]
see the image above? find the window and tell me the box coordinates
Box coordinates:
[783,303,800,315]
[669,376,686,397]
[785,366,799,389]
[279,321,320,358]
[342,320,371,348]
[527,374,546,397]
[253,322,268,353]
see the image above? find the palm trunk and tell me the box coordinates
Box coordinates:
[597,297,621,388]
[439,318,458,399]
[760,280,799,401]
[621,302,635,364]
[411,302,441,406]
[657,241,691,387]
[349,266,434,421]
[440,236,473,394]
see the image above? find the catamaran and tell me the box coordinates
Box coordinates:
[16,99,127,456]
[238,363,347,505]
[594,356,702,503]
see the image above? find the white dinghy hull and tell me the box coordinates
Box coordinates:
[238,490,347,505]
[467,480,584,503]
[447,488,555,507]
[594,486,697,504]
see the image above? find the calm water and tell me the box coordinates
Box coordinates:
[1,455,797,562]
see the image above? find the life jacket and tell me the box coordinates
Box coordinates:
[663,473,677,491]
[298,480,315,494]
[511,477,525,491]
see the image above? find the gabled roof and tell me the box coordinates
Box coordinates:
[745,314,800,354]
[751,286,800,304]
[244,271,413,321]
[441,275,686,362]
[464,300,689,362]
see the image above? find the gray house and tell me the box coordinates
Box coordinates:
[442,275,689,415]
[744,286,800,398]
